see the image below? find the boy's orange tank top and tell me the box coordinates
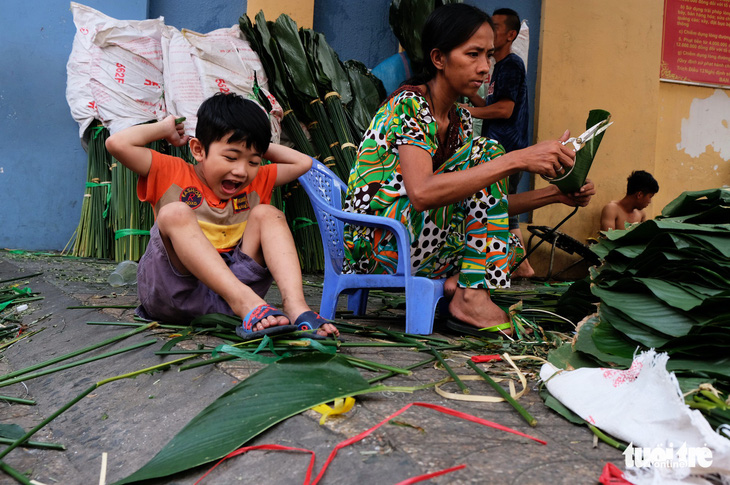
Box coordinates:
[137,150,277,252]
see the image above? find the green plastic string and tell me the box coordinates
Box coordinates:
[0,287,33,311]
[85,181,112,218]
[0,300,16,311]
[291,217,318,232]
[114,229,151,240]
[211,335,293,364]
[91,125,105,139]
[211,344,281,364]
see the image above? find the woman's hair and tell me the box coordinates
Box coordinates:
[403,3,492,86]
[195,92,271,155]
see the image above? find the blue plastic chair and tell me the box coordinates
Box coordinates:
[298,158,445,335]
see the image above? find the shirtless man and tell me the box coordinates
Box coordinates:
[600,170,659,231]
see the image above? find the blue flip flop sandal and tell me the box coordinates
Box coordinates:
[293,311,334,339]
[236,304,296,341]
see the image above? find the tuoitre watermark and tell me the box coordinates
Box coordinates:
[624,442,713,469]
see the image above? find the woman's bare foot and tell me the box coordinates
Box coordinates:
[512,259,535,279]
[444,274,459,299]
[448,287,512,335]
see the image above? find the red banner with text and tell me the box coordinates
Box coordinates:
[661,0,730,89]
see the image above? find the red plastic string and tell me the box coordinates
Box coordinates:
[393,464,467,485]
[598,462,632,485]
[471,354,502,363]
[311,402,546,484]
[196,401,546,485]
[193,444,315,485]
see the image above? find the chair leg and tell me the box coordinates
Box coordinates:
[347,289,369,316]
[405,279,444,335]
[318,281,339,320]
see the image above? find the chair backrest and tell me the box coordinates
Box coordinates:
[298,159,349,275]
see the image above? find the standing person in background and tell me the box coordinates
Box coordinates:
[600,170,659,231]
[464,8,534,278]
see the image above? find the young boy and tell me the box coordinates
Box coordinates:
[106,92,338,339]
[600,170,659,231]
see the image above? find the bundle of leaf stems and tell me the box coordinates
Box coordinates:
[72,123,113,258]
[110,139,153,262]
[70,124,198,263]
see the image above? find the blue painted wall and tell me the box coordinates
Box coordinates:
[148,0,245,33]
[0,1,146,251]
[1,0,540,250]
[0,0,245,250]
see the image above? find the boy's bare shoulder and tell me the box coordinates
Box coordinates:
[601,200,620,213]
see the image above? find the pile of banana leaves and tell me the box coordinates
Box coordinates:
[240,12,386,272]
[388,0,461,74]
[547,188,730,430]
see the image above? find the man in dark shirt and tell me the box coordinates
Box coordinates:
[466,8,534,277]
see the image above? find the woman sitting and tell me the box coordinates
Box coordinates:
[342,3,594,335]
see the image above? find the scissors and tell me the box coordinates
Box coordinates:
[543,117,613,181]
[562,117,613,152]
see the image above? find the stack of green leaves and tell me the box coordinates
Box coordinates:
[389,0,461,74]
[240,11,386,272]
[549,188,730,429]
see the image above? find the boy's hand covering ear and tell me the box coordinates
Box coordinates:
[166,115,190,147]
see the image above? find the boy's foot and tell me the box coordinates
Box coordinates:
[292,311,340,338]
[236,304,296,340]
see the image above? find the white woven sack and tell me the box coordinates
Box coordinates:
[511,19,529,69]
[67,2,108,139]
[160,25,205,136]
[89,16,167,134]
[183,25,283,143]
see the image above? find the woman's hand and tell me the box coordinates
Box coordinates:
[556,179,596,207]
[513,130,575,178]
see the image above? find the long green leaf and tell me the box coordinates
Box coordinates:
[273,14,319,102]
[553,109,611,194]
[591,286,697,336]
[573,315,632,367]
[115,353,374,484]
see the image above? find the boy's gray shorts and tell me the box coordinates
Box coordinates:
[136,224,273,323]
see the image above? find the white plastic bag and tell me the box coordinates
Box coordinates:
[541,350,730,483]
[511,19,529,70]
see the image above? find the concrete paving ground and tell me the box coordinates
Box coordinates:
[0,250,623,484]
